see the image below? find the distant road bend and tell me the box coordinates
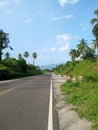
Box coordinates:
[0,73,59,130]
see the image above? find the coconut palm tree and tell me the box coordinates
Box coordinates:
[69,49,77,63]
[5,52,10,59]
[32,52,38,65]
[23,51,29,58]
[90,9,98,59]
[90,9,98,37]
[23,51,29,62]
[91,39,98,59]
[82,46,95,59]
[18,53,22,60]
[0,29,13,62]
[77,39,88,59]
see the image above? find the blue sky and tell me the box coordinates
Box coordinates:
[0,0,98,66]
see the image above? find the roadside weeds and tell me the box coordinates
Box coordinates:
[52,73,92,130]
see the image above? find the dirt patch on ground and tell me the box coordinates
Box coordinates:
[52,73,92,130]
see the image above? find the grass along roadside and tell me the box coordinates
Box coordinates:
[61,79,98,130]
[53,60,98,129]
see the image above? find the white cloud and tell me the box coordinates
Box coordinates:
[10,0,21,3]
[37,34,72,53]
[37,47,56,53]
[0,1,8,8]
[24,18,32,23]
[56,34,72,52]
[59,44,69,52]
[56,34,71,45]
[50,47,56,52]
[38,54,43,59]
[0,0,21,8]
[52,14,73,21]
[58,0,79,7]
[37,48,49,52]
[5,9,13,13]
[42,49,49,52]
[79,23,88,31]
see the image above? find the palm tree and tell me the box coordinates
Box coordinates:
[69,49,77,63]
[23,51,29,62]
[91,39,98,59]
[77,39,88,59]
[18,53,22,60]
[23,51,29,58]
[32,52,38,65]
[90,9,98,59]
[0,29,13,62]
[90,9,98,37]
[5,52,10,59]
[82,46,95,59]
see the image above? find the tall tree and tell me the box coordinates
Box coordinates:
[90,9,98,37]
[0,29,12,62]
[32,52,37,65]
[18,53,22,60]
[90,9,98,59]
[77,39,88,59]
[23,51,29,59]
[69,49,77,63]
[23,51,29,63]
[4,52,10,59]
[82,46,95,59]
[91,39,98,59]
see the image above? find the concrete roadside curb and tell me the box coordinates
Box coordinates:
[52,73,92,130]
[0,79,18,84]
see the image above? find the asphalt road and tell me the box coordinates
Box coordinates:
[0,74,59,130]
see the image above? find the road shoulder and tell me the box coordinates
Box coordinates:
[52,73,92,130]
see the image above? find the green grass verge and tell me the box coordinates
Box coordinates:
[54,59,98,130]
[61,79,98,130]
[54,60,98,77]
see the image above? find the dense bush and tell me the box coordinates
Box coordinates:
[0,58,43,80]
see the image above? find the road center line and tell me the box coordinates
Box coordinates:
[48,78,53,130]
[0,87,15,95]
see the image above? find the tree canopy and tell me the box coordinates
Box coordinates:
[32,52,38,65]
[0,29,12,62]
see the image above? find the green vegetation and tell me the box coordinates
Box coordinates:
[54,59,98,77]
[90,9,98,60]
[0,29,13,63]
[54,61,98,130]
[61,79,98,130]
[0,57,43,80]
[53,9,98,130]
[0,29,43,80]
[32,52,38,65]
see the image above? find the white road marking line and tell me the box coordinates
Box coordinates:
[48,79,53,130]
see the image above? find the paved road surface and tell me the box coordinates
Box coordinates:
[0,74,59,130]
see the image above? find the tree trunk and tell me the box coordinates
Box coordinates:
[0,49,2,63]
[33,59,35,66]
[97,47,98,60]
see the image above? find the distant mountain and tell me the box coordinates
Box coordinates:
[40,64,57,70]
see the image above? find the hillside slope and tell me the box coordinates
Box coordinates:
[54,60,98,78]
[54,60,98,130]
